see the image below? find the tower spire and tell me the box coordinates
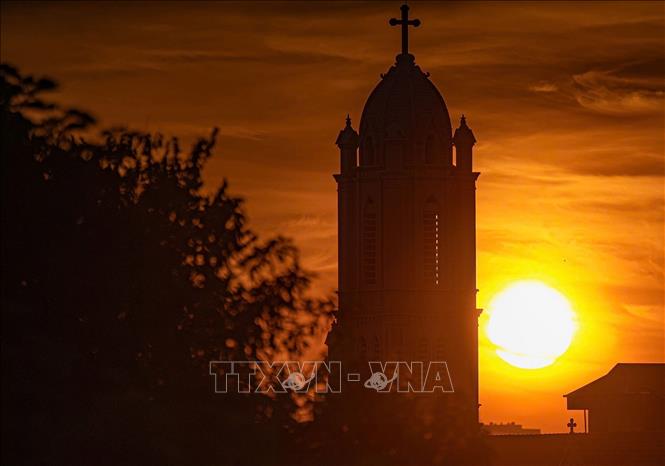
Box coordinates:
[389,3,421,55]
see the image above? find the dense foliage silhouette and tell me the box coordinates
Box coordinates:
[1,63,335,465]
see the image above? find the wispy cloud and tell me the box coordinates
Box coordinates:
[529,82,558,93]
[573,65,665,115]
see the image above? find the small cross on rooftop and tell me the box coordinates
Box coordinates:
[567,417,577,434]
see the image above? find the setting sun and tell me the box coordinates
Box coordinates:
[486,281,577,369]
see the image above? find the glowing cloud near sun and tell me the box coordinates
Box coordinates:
[486,281,577,369]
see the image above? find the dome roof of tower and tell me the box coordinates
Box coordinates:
[359,53,452,163]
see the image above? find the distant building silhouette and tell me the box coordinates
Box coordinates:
[328,3,480,427]
[484,421,541,436]
[564,363,665,434]
[488,364,665,465]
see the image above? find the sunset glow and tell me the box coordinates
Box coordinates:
[2,0,662,434]
[487,281,577,369]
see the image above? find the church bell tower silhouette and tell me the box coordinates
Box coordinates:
[329,3,480,426]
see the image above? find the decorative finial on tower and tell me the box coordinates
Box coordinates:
[455,115,474,141]
[389,3,421,55]
[336,114,359,174]
[454,114,476,172]
[336,114,359,149]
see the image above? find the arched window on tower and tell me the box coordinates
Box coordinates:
[359,336,368,356]
[424,198,440,286]
[373,336,381,359]
[362,199,377,285]
[363,136,375,166]
[425,134,436,164]
[418,339,429,362]
[435,340,445,360]
[394,330,404,359]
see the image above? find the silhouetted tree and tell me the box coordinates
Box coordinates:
[1,63,331,466]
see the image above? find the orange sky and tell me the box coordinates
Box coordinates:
[2,1,663,432]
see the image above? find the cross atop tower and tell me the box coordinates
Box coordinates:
[389,3,421,55]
